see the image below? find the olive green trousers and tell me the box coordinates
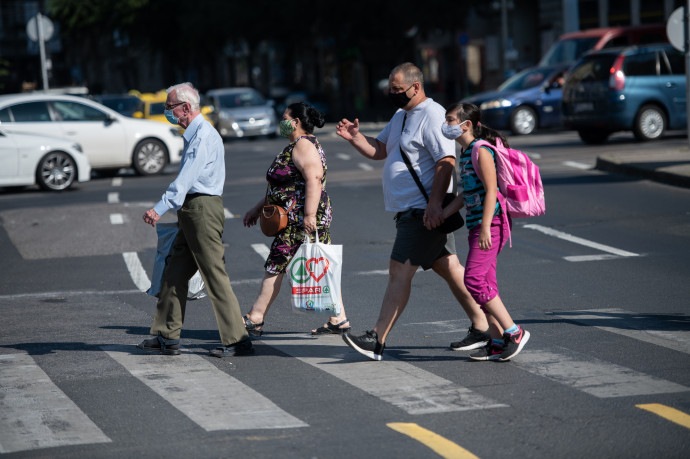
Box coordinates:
[150,194,248,346]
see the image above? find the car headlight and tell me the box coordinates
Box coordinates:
[72,143,83,153]
[480,99,513,110]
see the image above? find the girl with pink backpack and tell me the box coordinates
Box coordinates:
[440,102,530,361]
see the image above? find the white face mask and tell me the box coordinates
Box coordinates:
[441,120,469,139]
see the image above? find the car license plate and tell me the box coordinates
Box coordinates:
[574,102,594,113]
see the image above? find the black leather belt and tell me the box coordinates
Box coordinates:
[186,192,213,199]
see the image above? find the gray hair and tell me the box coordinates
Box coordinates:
[390,62,424,86]
[167,82,200,111]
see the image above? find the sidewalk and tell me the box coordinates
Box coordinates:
[596,145,690,188]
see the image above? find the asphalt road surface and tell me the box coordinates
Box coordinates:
[1,128,689,458]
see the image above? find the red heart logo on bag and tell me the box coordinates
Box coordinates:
[306,257,330,282]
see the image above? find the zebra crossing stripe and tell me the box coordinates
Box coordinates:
[103,346,307,431]
[515,350,688,398]
[0,354,111,454]
[257,334,506,414]
[551,308,690,354]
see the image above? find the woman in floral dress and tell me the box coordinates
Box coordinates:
[242,102,350,335]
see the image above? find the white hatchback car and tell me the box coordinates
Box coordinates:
[0,93,184,175]
[0,128,91,191]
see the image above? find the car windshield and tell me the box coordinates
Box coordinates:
[217,91,265,108]
[567,55,617,84]
[498,68,553,91]
[149,102,165,116]
[96,96,141,116]
[539,37,600,66]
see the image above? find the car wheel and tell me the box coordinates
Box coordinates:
[36,151,77,191]
[133,139,168,176]
[510,106,537,135]
[634,104,666,141]
[577,129,610,145]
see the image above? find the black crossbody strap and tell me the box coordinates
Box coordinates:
[398,113,430,202]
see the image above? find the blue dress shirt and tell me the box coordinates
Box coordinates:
[153,114,226,217]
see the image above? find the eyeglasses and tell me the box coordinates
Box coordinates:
[164,102,185,111]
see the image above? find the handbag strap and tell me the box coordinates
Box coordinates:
[398,113,430,202]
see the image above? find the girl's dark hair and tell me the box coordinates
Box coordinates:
[445,102,510,148]
[287,102,325,134]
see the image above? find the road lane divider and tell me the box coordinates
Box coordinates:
[257,334,506,414]
[111,177,123,187]
[523,224,639,261]
[103,345,307,431]
[563,161,592,170]
[109,213,124,225]
[0,354,111,454]
[387,423,479,459]
[107,192,119,203]
[636,404,690,430]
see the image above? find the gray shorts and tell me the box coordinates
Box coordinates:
[390,209,456,270]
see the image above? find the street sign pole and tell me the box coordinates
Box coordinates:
[37,12,48,91]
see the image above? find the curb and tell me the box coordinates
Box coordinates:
[596,154,690,189]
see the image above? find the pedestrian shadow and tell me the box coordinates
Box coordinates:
[542,310,690,332]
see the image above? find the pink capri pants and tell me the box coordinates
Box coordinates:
[464,215,510,308]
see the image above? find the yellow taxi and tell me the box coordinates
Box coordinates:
[130,90,213,127]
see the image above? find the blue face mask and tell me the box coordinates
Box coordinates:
[164,109,179,125]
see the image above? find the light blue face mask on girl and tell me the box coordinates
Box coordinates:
[441,120,469,140]
[164,109,179,125]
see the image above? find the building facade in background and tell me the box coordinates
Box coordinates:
[0,0,684,121]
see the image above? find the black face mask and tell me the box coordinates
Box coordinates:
[388,84,414,109]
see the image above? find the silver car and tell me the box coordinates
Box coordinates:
[205,87,277,139]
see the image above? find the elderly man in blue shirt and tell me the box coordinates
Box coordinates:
[138,82,252,358]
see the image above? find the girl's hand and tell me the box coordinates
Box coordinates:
[478,226,492,251]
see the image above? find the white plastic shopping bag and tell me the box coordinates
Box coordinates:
[287,229,342,316]
[147,222,207,300]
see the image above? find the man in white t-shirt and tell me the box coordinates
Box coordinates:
[336,62,490,361]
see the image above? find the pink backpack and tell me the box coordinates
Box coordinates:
[471,138,545,219]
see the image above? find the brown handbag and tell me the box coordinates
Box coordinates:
[259,189,296,237]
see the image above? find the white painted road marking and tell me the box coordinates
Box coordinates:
[358,162,374,171]
[107,192,119,203]
[516,349,688,398]
[524,224,639,260]
[551,308,690,354]
[336,153,351,160]
[251,243,271,260]
[109,213,124,225]
[104,346,307,430]
[111,177,123,187]
[563,161,592,170]
[122,252,150,292]
[0,354,111,454]
[258,334,506,414]
[224,208,234,219]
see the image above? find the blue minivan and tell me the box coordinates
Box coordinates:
[561,43,686,144]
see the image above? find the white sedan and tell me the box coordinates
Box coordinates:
[0,93,184,175]
[0,128,91,191]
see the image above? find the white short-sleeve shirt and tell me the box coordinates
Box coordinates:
[377,98,456,212]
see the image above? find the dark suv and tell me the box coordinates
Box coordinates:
[561,43,686,144]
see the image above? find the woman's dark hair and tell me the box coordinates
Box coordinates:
[287,102,325,134]
[445,102,510,148]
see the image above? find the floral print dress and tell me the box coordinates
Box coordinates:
[264,135,332,274]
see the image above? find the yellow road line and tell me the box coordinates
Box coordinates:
[387,423,479,459]
[636,404,690,429]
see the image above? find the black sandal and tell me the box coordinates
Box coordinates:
[244,315,264,337]
[312,319,351,335]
